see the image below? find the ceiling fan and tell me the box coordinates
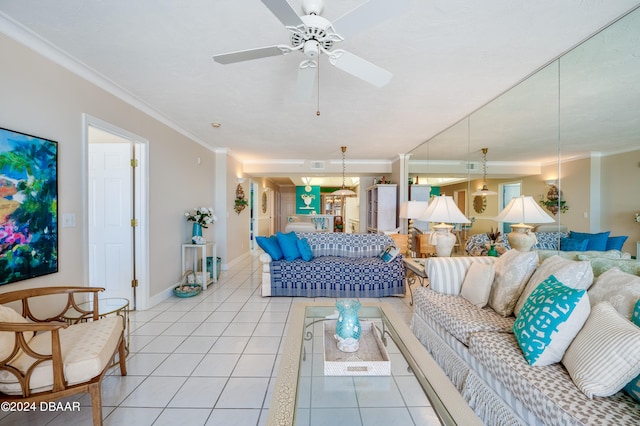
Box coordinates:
[213,0,407,99]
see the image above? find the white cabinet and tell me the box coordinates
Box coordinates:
[366,184,397,233]
[181,243,217,290]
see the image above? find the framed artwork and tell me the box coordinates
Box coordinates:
[0,127,58,285]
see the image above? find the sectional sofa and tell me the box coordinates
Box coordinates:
[258,232,405,298]
[410,251,640,425]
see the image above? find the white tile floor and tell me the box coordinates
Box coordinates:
[0,253,427,426]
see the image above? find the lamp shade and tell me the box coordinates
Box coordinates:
[471,184,498,196]
[333,188,356,196]
[399,200,429,219]
[494,195,554,225]
[420,195,470,224]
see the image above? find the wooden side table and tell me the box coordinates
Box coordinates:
[403,257,428,305]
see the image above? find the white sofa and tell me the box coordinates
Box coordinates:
[410,252,640,425]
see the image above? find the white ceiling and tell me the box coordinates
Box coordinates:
[1,0,639,178]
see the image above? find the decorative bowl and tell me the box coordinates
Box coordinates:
[173,284,202,298]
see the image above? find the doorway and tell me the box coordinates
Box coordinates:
[83,115,149,310]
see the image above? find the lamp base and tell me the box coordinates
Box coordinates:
[507,224,537,252]
[432,223,456,257]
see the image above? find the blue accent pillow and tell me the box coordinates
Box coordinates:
[256,235,283,261]
[513,275,590,366]
[624,299,640,402]
[297,238,313,261]
[560,237,589,252]
[276,231,301,261]
[569,231,610,251]
[606,235,628,251]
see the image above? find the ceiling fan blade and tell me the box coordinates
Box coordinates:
[295,60,318,101]
[329,50,392,87]
[261,0,304,27]
[213,46,287,64]
[333,0,409,39]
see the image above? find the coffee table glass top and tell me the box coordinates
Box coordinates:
[267,302,480,426]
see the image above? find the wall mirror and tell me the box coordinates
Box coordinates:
[408,5,640,252]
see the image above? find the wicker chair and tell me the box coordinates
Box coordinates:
[0,287,127,426]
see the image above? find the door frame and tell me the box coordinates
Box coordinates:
[82,114,150,310]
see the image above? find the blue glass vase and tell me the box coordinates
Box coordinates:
[335,300,361,352]
[192,223,202,243]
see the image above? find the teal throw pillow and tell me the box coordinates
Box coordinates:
[560,237,588,252]
[624,299,640,402]
[276,231,301,261]
[513,275,590,366]
[569,231,610,251]
[256,235,283,261]
[606,235,628,251]
[297,238,313,261]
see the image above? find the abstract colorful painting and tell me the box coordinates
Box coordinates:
[0,128,58,285]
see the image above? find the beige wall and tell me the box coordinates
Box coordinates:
[0,34,220,303]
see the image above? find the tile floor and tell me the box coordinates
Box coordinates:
[0,253,437,426]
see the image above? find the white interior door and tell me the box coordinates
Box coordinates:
[88,141,133,301]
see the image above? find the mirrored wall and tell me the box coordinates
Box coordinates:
[408,5,640,255]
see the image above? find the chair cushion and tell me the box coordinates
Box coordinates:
[0,316,123,395]
[0,305,34,361]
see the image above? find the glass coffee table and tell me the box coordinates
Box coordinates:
[267,301,480,426]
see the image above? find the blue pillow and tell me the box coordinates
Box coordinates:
[297,238,313,261]
[513,275,589,366]
[560,237,589,252]
[606,236,628,251]
[624,299,640,402]
[276,231,301,261]
[569,231,610,251]
[256,235,283,261]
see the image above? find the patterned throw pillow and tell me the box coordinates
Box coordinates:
[577,255,640,278]
[256,235,283,261]
[562,301,640,398]
[624,299,640,402]
[460,262,495,308]
[514,255,594,317]
[587,267,640,319]
[488,249,538,317]
[513,275,590,366]
[379,244,400,263]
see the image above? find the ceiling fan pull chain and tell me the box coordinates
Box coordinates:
[316,55,321,116]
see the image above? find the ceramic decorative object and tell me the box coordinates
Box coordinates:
[487,244,498,257]
[335,299,362,352]
[192,222,204,244]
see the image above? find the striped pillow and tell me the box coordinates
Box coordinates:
[624,299,640,402]
[427,257,496,296]
[562,301,640,398]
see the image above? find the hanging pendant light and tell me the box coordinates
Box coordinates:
[472,148,498,196]
[333,146,356,196]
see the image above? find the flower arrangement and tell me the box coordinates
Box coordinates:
[487,227,501,244]
[184,207,216,228]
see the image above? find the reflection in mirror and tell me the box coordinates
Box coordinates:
[409,5,640,256]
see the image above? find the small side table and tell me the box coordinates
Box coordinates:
[63,298,130,363]
[403,257,429,305]
[181,242,217,290]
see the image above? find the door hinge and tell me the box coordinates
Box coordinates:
[131,279,138,288]
[130,219,138,227]
[130,159,138,167]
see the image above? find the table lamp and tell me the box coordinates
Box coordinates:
[420,195,470,257]
[494,195,555,251]
[399,200,429,257]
